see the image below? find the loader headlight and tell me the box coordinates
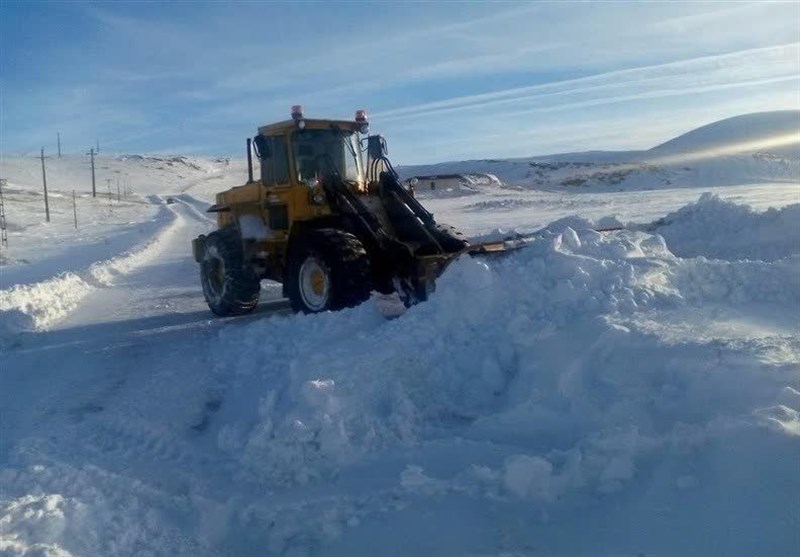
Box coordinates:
[297,119,306,130]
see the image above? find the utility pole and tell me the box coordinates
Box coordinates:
[106,178,112,207]
[72,190,78,229]
[89,148,96,197]
[57,132,62,158]
[41,148,51,222]
[117,178,121,202]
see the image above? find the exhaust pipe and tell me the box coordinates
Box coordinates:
[246,138,254,183]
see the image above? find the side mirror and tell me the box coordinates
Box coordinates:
[253,135,271,158]
[409,178,419,187]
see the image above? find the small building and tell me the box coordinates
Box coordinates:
[407,174,463,191]
[404,173,501,195]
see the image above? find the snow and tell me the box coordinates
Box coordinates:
[0,185,162,277]
[1,111,799,556]
[0,199,180,334]
[651,110,800,159]
[646,192,800,261]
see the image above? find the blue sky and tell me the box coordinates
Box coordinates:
[1,1,799,164]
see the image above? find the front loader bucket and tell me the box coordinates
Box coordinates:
[408,238,529,304]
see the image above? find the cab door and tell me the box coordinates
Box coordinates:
[255,134,292,233]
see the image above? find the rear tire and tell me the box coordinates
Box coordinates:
[286,229,372,313]
[200,228,260,316]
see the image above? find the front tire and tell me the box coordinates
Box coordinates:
[286,229,372,313]
[200,228,260,316]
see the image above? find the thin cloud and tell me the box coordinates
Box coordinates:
[375,44,800,122]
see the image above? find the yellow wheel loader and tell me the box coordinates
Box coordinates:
[192,106,510,315]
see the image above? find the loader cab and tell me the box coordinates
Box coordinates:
[293,128,363,185]
[251,107,368,190]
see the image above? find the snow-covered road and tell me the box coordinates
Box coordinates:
[0,200,293,555]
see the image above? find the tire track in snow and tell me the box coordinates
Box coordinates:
[174,194,214,223]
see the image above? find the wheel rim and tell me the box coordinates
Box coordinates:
[299,256,330,311]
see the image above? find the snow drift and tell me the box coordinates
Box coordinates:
[648,192,800,261]
[194,205,798,554]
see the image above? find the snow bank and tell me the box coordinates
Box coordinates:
[0,273,95,336]
[195,204,798,553]
[0,203,180,335]
[0,463,210,557]
[213,227,795,470]
[468,214,624,243]
[650,193,800,261]
[211,230,679,487]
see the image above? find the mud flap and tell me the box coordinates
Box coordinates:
[191,235,207,263]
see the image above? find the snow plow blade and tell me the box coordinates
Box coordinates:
[413,238,528,299]
[466,239,524,255]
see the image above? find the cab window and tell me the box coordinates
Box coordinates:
[272,136,290,185]
[254,135,290,185]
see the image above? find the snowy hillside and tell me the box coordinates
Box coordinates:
[0,152,244,198]
[401,110,800,192]
[652,110,800,158]
[1,112,799,557]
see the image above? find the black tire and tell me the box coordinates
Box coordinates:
[200,228,260,316]
[285,229,372,313]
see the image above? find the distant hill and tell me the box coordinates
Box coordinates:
[650,110,800,159]
[400,111,800,193]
